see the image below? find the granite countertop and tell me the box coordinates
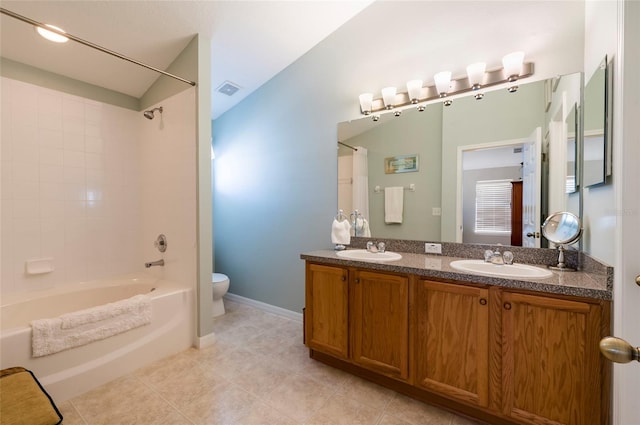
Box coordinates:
[300,250,612,301]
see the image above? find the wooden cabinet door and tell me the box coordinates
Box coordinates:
[305,263,349,359]
[414,279,490,407]
[351,270,409,380]
[502,292,603,425]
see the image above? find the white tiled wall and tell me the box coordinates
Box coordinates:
[139,88,197,287]
[1,77,143,294]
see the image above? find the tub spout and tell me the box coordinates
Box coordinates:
[145,259,164,268]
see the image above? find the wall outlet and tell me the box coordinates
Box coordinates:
[425,243,442,254]
[432,207,442,216]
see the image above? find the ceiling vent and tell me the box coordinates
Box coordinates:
[217,81,241,96]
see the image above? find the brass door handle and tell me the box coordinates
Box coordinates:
[479,298,487,305]
[503,302,512,310]
[636,275,640,287]
[341,275,346,282]
[599,337,640,363]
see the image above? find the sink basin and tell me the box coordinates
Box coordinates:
[336,249,402,262]
[449,259,553,279]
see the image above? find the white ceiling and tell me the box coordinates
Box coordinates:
[0,0,373,118]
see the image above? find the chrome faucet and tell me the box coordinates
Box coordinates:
[483,247,514,265]
[145,259,164,268]
[366,241,386,253]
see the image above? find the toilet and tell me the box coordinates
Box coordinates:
[211,273,230,317]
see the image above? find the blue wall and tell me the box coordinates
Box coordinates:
[212,1,585,312]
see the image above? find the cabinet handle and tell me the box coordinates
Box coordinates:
[479,298,487,306]
[341,275,346,282]
[504,302,512,310]
[355,278,360,284]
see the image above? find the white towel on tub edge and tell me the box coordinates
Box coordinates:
[30,294,151,357]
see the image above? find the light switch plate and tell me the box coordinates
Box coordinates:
[432,207,442,216]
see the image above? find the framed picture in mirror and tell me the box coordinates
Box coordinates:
[384,154,419,174]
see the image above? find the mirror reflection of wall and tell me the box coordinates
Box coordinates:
[545,72,582,221]
[565,104,577,194]
[461,146,523,245]
[583,57,608,187]
[338,73,582,246]
[338,105,442,240]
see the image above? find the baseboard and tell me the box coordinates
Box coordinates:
[224,293,303,322]
[194,332,216,349]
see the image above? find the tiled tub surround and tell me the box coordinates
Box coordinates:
[302,239,612,300]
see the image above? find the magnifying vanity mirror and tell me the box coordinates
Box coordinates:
[541,211,582,271]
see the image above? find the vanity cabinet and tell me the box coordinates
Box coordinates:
[501,291,606,425]
[414,279,490,408]
[351,270,409,380]
[304,264,410,380]
[304,264,349,359]
[303,260,610,425]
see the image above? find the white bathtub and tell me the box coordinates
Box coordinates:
[0,273,195,402]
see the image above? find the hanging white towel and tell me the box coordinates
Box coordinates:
[331,219,351,245]
[353,217,371,237]
[385,186,404,224]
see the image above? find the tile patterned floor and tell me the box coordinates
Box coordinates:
[58,300,480,424]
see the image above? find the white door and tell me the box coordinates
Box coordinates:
[521,127,542,247]
[610,2,640,423]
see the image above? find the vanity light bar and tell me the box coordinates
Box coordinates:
[361,62,534,115]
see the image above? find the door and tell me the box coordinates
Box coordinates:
[351,270,409,380]
[609,2,640,423]
[522,127,542,247]
[414,280,490,407]
[502,292,604,425]
[304,264,349,359]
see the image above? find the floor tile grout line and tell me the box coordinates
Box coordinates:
[133,372,199,425]
[67,399,90,425]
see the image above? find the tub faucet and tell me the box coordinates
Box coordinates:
[145,259,164,268]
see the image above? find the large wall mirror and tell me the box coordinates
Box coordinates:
[338,72,582,247]
[583,56,611,187]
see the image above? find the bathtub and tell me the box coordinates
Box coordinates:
[0,273,195,402]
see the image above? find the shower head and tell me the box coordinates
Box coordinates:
[143,106,163,120]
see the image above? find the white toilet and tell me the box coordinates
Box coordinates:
[211,273,230,317]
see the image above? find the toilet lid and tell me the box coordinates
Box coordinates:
[212,273,229,283]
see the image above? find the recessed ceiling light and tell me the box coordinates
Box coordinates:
[35,24,69,43]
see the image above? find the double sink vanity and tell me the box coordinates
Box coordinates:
[301,240,612,425]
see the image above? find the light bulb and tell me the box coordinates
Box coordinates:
[434,71,452,96]
[381,87,397,109]
[466,62,486,90]
[406,80,423,104]
[502,51,525,81]
[359,93,373,115]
